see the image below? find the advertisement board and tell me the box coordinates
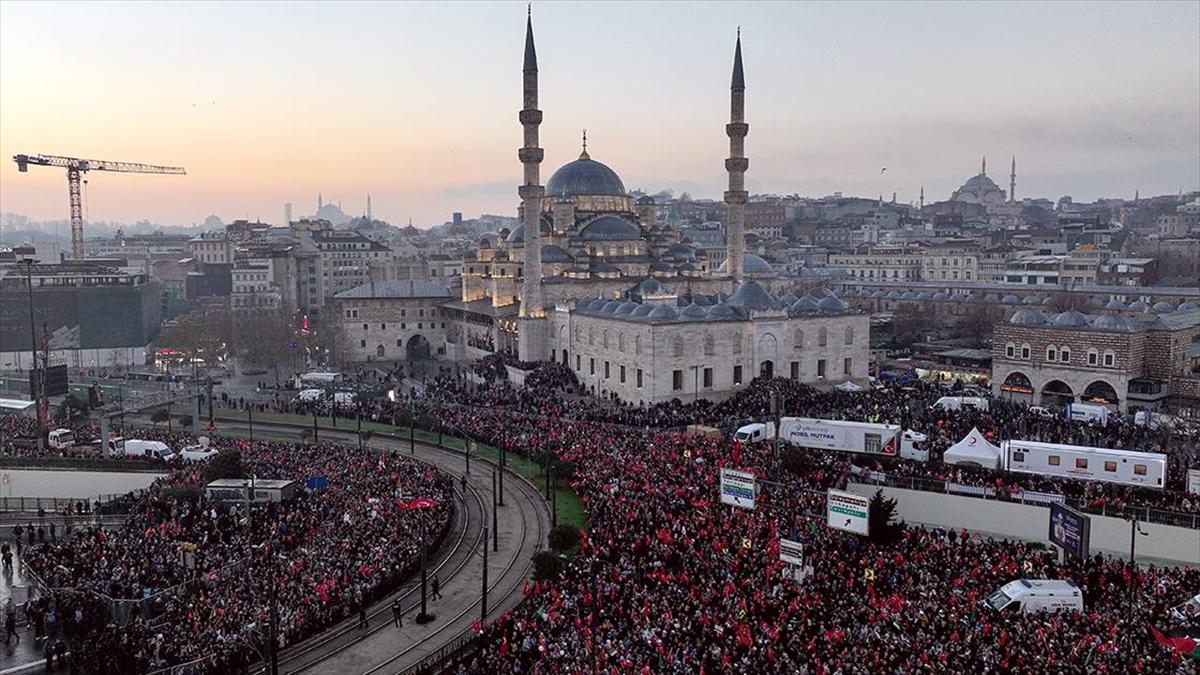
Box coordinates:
[719,468,756,510]
[779,538,804,566]
[1188,469,1200,496]
[1048,502,1090,560]
[827,489,870,535]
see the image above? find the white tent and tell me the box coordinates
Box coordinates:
[835,381,863,392]
[943,427,1002,469]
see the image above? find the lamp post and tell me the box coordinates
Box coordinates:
[481,523,489,621]
[22,259,43,452]
[415,544,434,624]
[492,468,499,552]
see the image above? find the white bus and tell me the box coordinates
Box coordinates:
[293,372,345,389]
[1001,440,1165,489]
[778,418,929,461]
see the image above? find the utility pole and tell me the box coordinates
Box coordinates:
[492,468,499,552]
[466,439,471,475]
[482,523,489,621]
[23,260,44,452]
[248,405,254,441]
[551,473,558,527]
[267,571,279,675]
[771,387,782,471]
[356,396,363,451]
[498,446,506,507]
[415,544,433,624]
[312,410,318,443]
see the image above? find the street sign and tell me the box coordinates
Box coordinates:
[1048,502,1090,560]
[779,538,803,566]
[827,489,870,535]
[719,468,756,510]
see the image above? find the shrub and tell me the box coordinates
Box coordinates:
[531,550,565,581]
[548,525,580,553]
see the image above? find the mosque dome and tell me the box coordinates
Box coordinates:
[546,155,626,197]
[1009,309,1047,326]
[1105,299,1126,311]
[1126,300,1147,312]
[1152,302,1175,313]
[614,301,639,315]
[718,252,774,275]
[1090,314,1137,332]
[579,216,641,241]
[599,299,623,314]
[707,302,739,320]
[1051,310,1090,327]
[540,244,574,264]
[680,304,709,319]
[817,295,848,313]
[647,304,679,321]
[1001,295,1020,305]
[632,303,655,316]
[1022,295,1041,305]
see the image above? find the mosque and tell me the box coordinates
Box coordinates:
[437,13,871,403]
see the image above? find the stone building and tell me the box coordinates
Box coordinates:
[549,280,870,405]
[992,308,1200,414]
[335,281,452,363]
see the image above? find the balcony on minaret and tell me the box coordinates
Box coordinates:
[518,185,544,200]
[725,158,749,172]
[724,190,749,205]
[519,109,543,125]
[517,148,544,164]
[726,122,749,138]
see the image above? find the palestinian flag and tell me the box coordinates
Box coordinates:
[1149,626,1200,660]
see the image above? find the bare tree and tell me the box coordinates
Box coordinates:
[158,302,232,373]
[892,302,932,344]
[958,303,1006,347]
[233,307,298,385]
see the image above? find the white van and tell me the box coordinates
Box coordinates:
[1066,402,1109,425]
[110,438,177,462]
[984,579,1083,614]
[47,428,76,450]
[933,396,990,412]
[733,422,775,443]
[296,388,324,402]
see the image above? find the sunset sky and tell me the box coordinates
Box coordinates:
[1,1,1197,228]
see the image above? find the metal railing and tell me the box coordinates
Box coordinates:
[849,467,1200,529]
[0,493,128,513]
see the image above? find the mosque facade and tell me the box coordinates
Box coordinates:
[442,14,870,403]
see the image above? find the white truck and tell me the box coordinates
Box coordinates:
[984,579,1083,614]
[47,428,76,450]
[108,438,177,462]
[737,418,929,461]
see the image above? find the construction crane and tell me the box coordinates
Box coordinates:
[13,153,186,260]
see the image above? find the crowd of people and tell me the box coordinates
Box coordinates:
[6,357,1199,672]
[375,370,1197,673]
[15,430,452,674]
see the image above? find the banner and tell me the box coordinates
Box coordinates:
[827,489,870,535]
[1188,469,1200,496]
[1048,502,1090,560]
[779,538,804,566]
[719,468,756,510]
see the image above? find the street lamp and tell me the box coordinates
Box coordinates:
[22,259,44,452]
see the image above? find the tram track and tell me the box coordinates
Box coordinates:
[206,421,548,675]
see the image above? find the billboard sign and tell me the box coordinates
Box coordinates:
[1188,469,1200,496]
[43,364,68,397]
[1048,502,1090,560]
[719,468,756,510]
[779,538,804,566]
[827,489,870,535]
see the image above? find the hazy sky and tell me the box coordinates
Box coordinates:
[1,1,1197,228]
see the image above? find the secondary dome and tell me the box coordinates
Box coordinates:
[579,216,641,241]
[718,252,774,275]
[1009,309,1047,326]
[546,156,626,197]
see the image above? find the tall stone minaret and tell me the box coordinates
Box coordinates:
[517,8,546,361]
[724,29,748,288]
[919,186,925,209]
[981,155,987,176]
[1009,156,1016,203]
[367,194,373,220]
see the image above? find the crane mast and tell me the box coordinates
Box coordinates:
[12,153,186,260]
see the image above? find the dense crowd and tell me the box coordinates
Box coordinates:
[381,373,1197,673]
[18,432,452,674]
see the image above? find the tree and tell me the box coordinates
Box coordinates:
[306,310,350,369]
[150,408,170,425]
[867,489,905,545]
[958,304,1005,347]
[892,303,932,345]
[58,393,89,421]
[532,550,566,581]
[158,303,233,373]
[204,448,246,483]
[548,526,580,553]
[233,308,298,384]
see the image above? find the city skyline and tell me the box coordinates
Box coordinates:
[1,0,1198,228]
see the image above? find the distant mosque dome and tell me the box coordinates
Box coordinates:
[717,252,775,276]
[949,158,1007,205]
